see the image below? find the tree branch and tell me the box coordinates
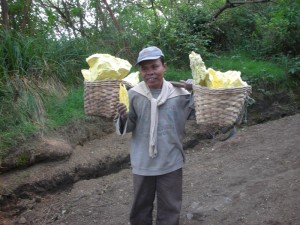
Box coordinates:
[102,0,123,33]
[212,0,272,20]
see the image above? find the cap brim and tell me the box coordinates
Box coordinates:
[135,56,162,66]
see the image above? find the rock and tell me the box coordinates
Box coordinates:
[186,212,193,220]
[19,216,27,224]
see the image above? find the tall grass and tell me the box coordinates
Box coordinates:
[0,31,88,161]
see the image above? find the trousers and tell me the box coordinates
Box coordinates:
[129,168,183,225]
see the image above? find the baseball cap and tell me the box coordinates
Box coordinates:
[136,46,164,65]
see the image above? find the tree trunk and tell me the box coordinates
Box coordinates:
[76,0,85,37]
[101,0,130,55]
[1,0,9,30]
[21,0,32,33]
[96,1,108,30]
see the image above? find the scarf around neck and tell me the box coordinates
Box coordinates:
[132,79,190,158]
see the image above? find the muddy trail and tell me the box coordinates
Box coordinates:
[0,89,300,225]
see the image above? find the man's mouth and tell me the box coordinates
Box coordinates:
[146,77,156,81]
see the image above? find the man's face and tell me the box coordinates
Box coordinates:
[138,59,167,89]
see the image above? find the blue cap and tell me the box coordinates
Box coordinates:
[136,46,164,65]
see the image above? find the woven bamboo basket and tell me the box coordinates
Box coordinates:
[84,80,132,118]
[193,85,252,127]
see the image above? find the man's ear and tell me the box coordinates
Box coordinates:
[163,63,167,70]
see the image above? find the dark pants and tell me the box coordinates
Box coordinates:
[130,168,183,225]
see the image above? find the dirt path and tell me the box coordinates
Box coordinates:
[1,114,300,225]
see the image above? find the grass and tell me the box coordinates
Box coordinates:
[45,86,85,128]
[0,121,35,160]
[165,66,193,82]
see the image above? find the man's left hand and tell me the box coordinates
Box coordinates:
[180,79,193,91]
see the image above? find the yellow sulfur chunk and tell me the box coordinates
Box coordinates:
[122,71,140,87]
[119,83,129,112]
[189,51,248,88]
[189,51,207,85]
[81,69,92,81]
[206,68,248,88]
[224,71,248,87]
[122,71,140,86]
[82,54,132,81]
[206,68,224,88]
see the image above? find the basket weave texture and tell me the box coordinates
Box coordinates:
[193,85,252,127]
[84,80,132,118]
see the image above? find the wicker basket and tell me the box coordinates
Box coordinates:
[193,85,252,127]
[84,80,132,118]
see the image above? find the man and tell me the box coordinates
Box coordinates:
[115,46,194,225]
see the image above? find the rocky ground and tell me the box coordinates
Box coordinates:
[0,89,300,225]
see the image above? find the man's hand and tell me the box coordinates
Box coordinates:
[180,79,193,91]
[117,102,128,121]
[170,79,193,91]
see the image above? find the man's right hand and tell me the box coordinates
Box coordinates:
[117,103,128,121]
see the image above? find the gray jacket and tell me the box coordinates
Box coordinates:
[115,84,194,176]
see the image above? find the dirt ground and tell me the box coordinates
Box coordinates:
[0,90,300,225]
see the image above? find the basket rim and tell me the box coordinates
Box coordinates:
[84,79,133,88]
[193,84,252,94]
[193,84,251,90]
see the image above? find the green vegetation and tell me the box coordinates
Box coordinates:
[0,0,299,161]
[165,66,193,82]
[45,87,85,128]
[15,151,31,167]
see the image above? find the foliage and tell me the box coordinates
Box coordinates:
[287,55,300,79]
[117,1,214,67]
[254,0,299,56]
[212,3,264,52]
[212,0,299,58]
[161,6,213,68]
